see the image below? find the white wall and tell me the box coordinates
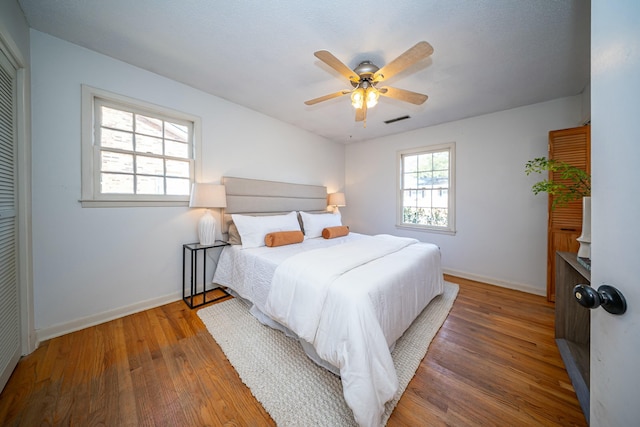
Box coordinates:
[30,30,344,341]
[344,97,583,295]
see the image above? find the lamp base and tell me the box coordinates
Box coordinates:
[198,209,217,245]
[577,238,591,259]
[576,196,591,259]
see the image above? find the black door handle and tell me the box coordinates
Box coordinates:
[573,284,627,315]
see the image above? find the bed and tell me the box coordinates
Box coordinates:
[212,177,444,427]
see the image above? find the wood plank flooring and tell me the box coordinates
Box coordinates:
[0,276,587,426]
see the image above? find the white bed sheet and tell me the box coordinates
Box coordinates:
[212,233,443,427]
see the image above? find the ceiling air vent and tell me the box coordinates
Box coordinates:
[384,115,410,124]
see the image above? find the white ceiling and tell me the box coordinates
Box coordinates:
[17,0,590,143]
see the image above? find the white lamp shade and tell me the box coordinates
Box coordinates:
[190,183,226,245]
[328,192,346,207]
[189,183,227,208]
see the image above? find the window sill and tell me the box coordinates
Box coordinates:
[79,199,189,208]
[396,223,457,236]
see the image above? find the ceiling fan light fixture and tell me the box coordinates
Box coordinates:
[351,87,365,109]
[307,42,433,120]
[365,87,379,108]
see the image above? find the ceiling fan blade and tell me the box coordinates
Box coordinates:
[378,86,428,105]
[304,90,351,105]
[373,41,434,83]
[314,50,360,84]
[355,102,367,122]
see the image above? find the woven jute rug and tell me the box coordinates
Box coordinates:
[198,282,458,426]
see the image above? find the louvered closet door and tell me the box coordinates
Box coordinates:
[546,126,590,302]
[0,47,20,392]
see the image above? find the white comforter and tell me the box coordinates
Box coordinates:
[263,234,443,427]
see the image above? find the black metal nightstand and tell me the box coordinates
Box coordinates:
[182,240,230,308]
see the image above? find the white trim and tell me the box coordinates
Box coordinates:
[396,142,456,234]
[16,64,35,354]
[396,223,457,236]
[79,199,189,208]
[444,268,546,296]
[80,85,202,207]
[35,291,183,344]
[0,31,36,357]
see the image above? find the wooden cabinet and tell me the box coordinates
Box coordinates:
[547,126,590,302]
[555,251,590,422]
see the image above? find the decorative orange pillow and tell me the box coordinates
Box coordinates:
[264,230,304,247]
[322,225,349,239]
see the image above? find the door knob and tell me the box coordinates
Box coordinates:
[573,284,627,315]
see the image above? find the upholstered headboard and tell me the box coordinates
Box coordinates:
[221,176,328,233]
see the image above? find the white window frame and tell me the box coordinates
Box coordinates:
[80,85,202,207]
[396,142,456,235]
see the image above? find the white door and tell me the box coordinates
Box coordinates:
[0,46,20,391]
[590,1,640,425]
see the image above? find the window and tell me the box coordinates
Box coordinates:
[397,142,455,234]
[81,85,201,207]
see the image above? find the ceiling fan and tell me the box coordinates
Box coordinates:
[304,41,434,126]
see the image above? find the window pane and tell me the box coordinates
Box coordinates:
[137,175,165,195]
[404,206,426,224]
[430,208,448,226]
[136,134,163,155]
[101,106,133,131]
[402,189,416,207]
[433,170,449,188]
[166,177,190,195]
[165,140,189,159]
[403,173,418,189]
[433,151,449,170]
[135,114,163,137]
[101,173,133,194]
[101,128,133,151]
[165,122,188,142]
[91,97,195,201]
[101,151,133,173]
[417,172,433,188]
[433,189,448,208]
[403,207,447,227]
[136,155,164,175]
[417,153,432,172]
[417,189,432,208]
[403,155,418,173]
[166,159,190,178]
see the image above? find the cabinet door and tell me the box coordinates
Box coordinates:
[547,126,590,301]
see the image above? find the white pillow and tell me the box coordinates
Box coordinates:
[300,211,342,238]
[231,211,301,249]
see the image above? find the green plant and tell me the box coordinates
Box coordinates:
[403,207,448,227]
[525,157,590,208]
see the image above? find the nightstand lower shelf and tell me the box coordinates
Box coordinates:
[183,287,229,309]
[182,241,230,309]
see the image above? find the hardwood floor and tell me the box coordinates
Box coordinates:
[0,276,587,426]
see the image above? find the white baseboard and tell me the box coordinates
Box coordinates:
[443,268,546,297]
[35,291,183,345]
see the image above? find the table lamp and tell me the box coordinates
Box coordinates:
[328,192,346,214]
[189,183,227,245]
